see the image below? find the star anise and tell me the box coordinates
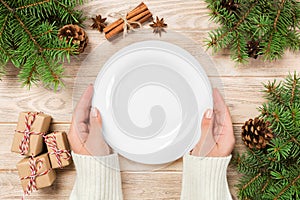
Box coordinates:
[91,15,107,33]
[150,16,167,37]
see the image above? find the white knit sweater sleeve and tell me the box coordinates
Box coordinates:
[180,154,232,200]
[70,152,123,200]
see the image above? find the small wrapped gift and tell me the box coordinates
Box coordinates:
[17,153,56,196]
[44,131,72,169]
[11,112,51,156]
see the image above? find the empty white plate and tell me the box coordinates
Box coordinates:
[92,40,213,164]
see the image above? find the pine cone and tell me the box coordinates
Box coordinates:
[58,24,88,53]
[247,40,261,59]
[242,117,273,149]
[221,0,239,12]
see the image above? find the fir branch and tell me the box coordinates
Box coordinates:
[53,0,83,23]
[208,0,258,48]
[237,73,300,199]
[43,47,75,51]
[291,136,300,147]
[206,0,300,62]
[0,14,8,36]
[261,179,269,192]
[15,0,50,11]
[0,0,84,88]
[24,65,37,86]
[34,29,53,38]
[1,2,60,83]
[290,73,297,105]
[265,31,274,58]
[274,174,300,200]
[242,172,262,190]
[264,80,285,105]
[274,0,286,31]
[1,1,43,51]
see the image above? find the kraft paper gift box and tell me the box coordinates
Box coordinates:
[17,153,56,192]
[44,131,72,169]
[11,112,51,156]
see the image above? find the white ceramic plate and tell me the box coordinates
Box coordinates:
[93,40,213,164]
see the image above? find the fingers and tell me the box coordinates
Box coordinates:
[84,108,111,156]
[73,84,94,124]
[212,88,235,156]
[191,109,215,157]
[68,84,94,154]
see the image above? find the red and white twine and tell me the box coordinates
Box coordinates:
[44,133,71,168]
[20,155,51,199]
[17,112,45,155]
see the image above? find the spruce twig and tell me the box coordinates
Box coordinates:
[0,0,84,89]
[274,174,300,200]
[237,72,300,199]
[206,0,300,62]
[15,0,50,10]
[274,0,286,30]
[242,172,261,190]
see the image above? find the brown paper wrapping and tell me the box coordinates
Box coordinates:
[11,112,51,156]
[45,131,72,169]
[17,153,56,191]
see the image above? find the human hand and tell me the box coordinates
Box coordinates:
[68,84,111,156]
[191,88,235,157]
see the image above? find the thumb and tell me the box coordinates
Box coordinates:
[84,107,111,156]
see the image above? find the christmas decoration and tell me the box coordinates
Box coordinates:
[247,40,261,59]
[11,111,74,198]
[17,154,56,197]
[104,2,153,40]
[241,117,273,149]
[150,16,167,37]
[44,131,72,169]
[205,0,300,63]
[236,73,300,199]
[0,0,85,89]
[91,15,107,33]
[11,112,51,156]
[58,24,88,53]
[221,0,239,12]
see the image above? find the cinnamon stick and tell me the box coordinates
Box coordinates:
[131,13,153,28]
[127,2,148,19]
[104,3,147,34]
[104,2,152,40]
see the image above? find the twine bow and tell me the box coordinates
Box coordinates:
[20,155,51,199]
[108,11,142,38]
[17,112,44,155]
[44,133,71,168]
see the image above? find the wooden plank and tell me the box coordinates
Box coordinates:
[4,31,299,78]
[0,169,240,200]
[0,76,278,123]
[0,124,245,170]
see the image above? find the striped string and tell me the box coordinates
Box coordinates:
[17,112,45,155]
[20,155,51,199]
[44,133,71,168]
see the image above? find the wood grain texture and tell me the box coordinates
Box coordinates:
[0,124,245,170]
[0,76,280,123]
[1,0,299,199]
[0,169,240,200]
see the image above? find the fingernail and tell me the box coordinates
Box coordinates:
[205,109,213,119]
[91,107,97,117]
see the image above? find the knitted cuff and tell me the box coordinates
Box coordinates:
[70,152,123,200]
[180,154,232,200]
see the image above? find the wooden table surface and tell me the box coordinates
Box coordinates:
[1,0,299,199]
